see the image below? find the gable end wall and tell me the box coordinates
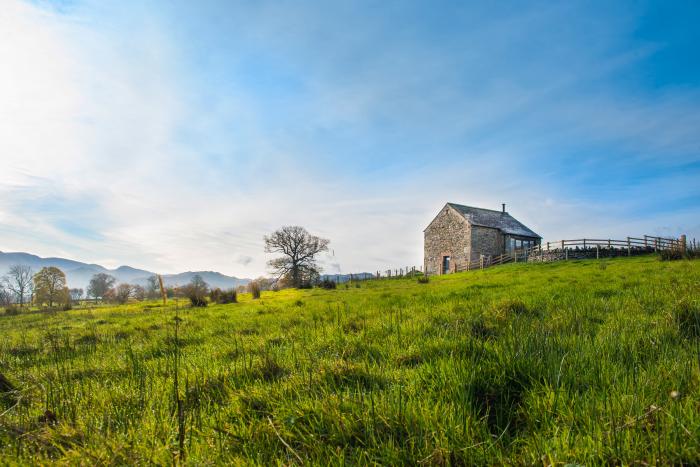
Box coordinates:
[423,206,471,274]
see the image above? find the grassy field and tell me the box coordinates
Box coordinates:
[1,256,699,465]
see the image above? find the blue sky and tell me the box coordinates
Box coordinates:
[1,0,699,277]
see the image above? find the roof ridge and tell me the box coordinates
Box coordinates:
[445,202,541,238]
[447,202,509,215]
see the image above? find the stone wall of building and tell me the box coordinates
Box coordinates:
[469,226,504,262]
[424,205,532,274]
[424,206,471,274]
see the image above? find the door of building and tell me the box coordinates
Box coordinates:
[442,256,451,274]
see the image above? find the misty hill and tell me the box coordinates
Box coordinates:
[0,251,250,290]
[160,271,250,289]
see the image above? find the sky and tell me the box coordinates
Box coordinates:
[1,0,699,277]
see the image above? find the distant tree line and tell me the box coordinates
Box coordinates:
[1,225,331,313]
[0,265,266,313]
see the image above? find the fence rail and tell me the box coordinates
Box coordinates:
[332,234,695,282]
[455,234,695,273]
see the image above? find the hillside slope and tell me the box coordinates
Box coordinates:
[0,256,698,464]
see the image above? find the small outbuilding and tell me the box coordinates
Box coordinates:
[424,202,541,274]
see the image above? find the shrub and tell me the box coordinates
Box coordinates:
[4,306,20,316]
[417,275,430,284]
[658,248,698,261]
[210,288,237,304]
[182,274,209,307]
[658,249,684,261]
[249,281,261,300]
[218,289,237,304]
[188,296,207,307]
[210,288,223,303]
[318,279,337,289]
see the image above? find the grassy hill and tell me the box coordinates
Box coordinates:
[1,256,698,465]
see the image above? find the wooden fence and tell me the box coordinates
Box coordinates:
[337,234,694,281]
[456,234,693,272]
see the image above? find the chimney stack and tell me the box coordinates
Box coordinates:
[502,203,506,213]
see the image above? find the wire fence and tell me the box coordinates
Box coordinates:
[325,267,425,283]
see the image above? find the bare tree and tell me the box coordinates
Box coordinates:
[250,276,275,291]
[33,267,68,308]
[69,288,84,303]
[132,284,146,301]
[264,226,330,288]
[0,283,12,307]
[180,274,208,307]
[114,283,133,304]
[145,275,160,299]
[87,273,116,301]
[2,265,33,307]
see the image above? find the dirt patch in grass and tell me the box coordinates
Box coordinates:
[593,289,619,299]
[396,353,423,367]
[249,356,288,382]
[238,391,273,419]
[186,375,230,408]
[491,298,533,318]
[321,361,386,390]
[672,298,700,338]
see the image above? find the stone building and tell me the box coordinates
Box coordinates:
[424,203,541,275]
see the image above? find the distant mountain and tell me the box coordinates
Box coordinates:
[113,265,153,283]
[160,271,249,289]
[0,251,250,290]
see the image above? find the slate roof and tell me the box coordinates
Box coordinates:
[447,203,541,238]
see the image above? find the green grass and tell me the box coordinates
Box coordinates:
[1,256,699,465]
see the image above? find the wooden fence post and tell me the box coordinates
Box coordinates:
[596,245,599,260]
[565,248,568,261]
[480,257,484,269]
[627,237,631,256]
